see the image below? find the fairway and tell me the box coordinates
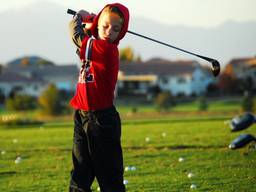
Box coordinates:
[0,115,256,191]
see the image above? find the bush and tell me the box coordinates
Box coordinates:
[38,84,72,115]
[241,92,255,112]
[5,95,37,111]
[1,119,44,127]
[154,91,175,112]
[38,84,61,115]
[197,96,208,111]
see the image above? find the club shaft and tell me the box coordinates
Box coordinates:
[127,30,213,62]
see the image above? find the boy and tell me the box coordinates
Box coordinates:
[68,3,129,192]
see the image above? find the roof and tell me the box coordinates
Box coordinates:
[228,57,256,67]
[36,65,78,77]
[120,59,200,76]
[4,64,79,78]
[0,72,44,83]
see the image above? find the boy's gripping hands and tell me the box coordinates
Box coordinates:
[77,10,96,29]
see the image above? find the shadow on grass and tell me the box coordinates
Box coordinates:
[0,171,16,176]
[124,145,226,151]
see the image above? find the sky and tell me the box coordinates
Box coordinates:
[1,0,256,27]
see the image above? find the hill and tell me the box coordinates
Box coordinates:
[8,56,54,67]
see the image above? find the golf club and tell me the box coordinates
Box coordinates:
[67,8,221,77]
[229,113,256,132]
[229,134,256,149]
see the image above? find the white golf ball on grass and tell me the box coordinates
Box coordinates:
[123,180,128,185]
[190,184,197,189]
[187,172,194,178]
[14,156,22,164]
[145,137,150,142]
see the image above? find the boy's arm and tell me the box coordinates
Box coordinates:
[69,14,85,49]
[69,10,94,50]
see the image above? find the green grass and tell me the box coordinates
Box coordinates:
[0,114,255,191]
[115,97,242,114]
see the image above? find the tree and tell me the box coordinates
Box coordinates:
[197,95,208,111]
[241,92,255,112]
[217,72,240,94]
[38,84,62,115]
[5,95,37,111]
[154,91,175,112]
[21,57,29,66]
[120,46,135,61]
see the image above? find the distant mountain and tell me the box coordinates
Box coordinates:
[0,1,255,66]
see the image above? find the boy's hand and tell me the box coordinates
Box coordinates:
[77,10,90,20]
[77,10,95,23]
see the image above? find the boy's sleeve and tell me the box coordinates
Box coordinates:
[69,14,90,50]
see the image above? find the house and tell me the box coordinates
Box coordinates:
[4,64,79,92]
[118,58,214,97]
[0,71,47,98]
[225,57,256,89]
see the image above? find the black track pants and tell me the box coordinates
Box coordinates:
[69,106,125,192]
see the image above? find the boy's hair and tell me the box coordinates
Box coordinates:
[100,6,124,23]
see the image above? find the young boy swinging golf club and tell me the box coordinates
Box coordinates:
[68,3,129,192]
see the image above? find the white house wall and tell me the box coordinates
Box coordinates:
[159,75,192,96]
[191,68,213,95]
[0,82,47,97]
[158,68,213,96]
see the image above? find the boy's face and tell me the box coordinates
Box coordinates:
[98,12,123,43]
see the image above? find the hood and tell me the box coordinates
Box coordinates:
[90,3,130,45]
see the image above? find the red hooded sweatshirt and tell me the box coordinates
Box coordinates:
[70,3,130,111]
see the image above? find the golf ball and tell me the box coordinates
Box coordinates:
[187,172,194,178]
[123,180,128,185]
[190,184,197,189]
[178,157,184,162]
[145,137,150,142]
[125,166,137,171]
[229,144,235,149]
[125,166,131,171]
[15,157,22,164]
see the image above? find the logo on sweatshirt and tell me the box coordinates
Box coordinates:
[78,67,94,83]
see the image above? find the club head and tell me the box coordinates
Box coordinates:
[230,113,255,132]
[211,60,220,77]
[229,134,256,149]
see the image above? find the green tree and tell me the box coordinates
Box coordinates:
[197,95,208,111]
[241,92,255,112]
[38,84,61,115]
[120,46,134,61]
[154,91,175,112]
[5,95,37,111]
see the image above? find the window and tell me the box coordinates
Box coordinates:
[160,77,169,84]
[177,77,186,84]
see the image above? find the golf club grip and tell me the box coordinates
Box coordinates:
[67,9,77,16]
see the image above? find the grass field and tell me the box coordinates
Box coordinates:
[0,101,256,191]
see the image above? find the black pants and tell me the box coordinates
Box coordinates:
[69,106,125,192]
